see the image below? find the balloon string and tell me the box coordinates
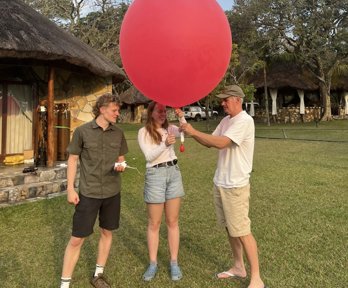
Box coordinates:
[125,164,143,176]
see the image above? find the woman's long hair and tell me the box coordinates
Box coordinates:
[145,101,169,144]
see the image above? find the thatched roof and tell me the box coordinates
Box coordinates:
[249,63,319,91]
[331,74,348,90]
[0,0,125,80]
[119,86,150,105]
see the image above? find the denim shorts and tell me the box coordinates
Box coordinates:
[144,164,185,203]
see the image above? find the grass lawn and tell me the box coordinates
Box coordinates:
[0,120,347,288]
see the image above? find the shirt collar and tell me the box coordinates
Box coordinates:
[91,119,117,131]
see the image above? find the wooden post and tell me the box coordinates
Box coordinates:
[47,67,55,167]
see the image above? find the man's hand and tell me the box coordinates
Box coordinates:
[67,189,79,205]
[114,161,126,172]
[180,123,195,136]
[165,134,176,146]
[115,156,126,172]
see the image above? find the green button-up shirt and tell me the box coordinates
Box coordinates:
[67,119,128,199]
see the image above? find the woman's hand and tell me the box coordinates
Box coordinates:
[165,134,176,146]
[174,108,184,118]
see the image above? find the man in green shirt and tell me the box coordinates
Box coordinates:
[60,94,128,288]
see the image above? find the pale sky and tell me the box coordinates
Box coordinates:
[217,0,233,11]
[82,0,233,15]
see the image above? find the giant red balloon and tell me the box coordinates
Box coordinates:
[120,0,232,107]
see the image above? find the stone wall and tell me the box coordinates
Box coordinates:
[0,166,78,205]
[33,66,113,134]
[254,106,323,123]
[119,105,146,123]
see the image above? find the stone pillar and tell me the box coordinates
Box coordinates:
[270,89,277,115]
[345,92,348,115]
[297,89,305,114]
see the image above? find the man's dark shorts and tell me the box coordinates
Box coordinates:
[72,193,121,238]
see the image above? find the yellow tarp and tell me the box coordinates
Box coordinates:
[3,155,24,165]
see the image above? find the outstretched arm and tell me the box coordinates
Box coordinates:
[180,123,231,149]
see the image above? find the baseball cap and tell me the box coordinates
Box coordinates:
[216,85,245,99]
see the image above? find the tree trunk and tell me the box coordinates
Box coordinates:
[205,96,211,132]
[315,56,332,121]
[319,82,332,121]
[263,65,270,126]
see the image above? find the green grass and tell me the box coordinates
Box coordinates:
[0,121,347,287]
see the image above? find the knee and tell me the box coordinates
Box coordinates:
[166,217,179,229]
[100,228,113,239]
[239,233,255,244]
[69,237,84,248]
[148,219,161,231]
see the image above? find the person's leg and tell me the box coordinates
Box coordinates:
[89,229,114,287]
[61,236,85,278]
[216,234,247,278]
[216,185,248,279]
[143,203,164,281]
[165,197,182,281]
[95,228,113,272]
[164,197,181,262]
[240,233,264,288]
[229,235,245,269]
[95,194,121,276]
[89,195,121,287]
[147,203,164,263]
[61,194,99,286]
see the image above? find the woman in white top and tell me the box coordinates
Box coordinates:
[138,101,185,282]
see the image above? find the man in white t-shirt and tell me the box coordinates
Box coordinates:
[181,85,265,288]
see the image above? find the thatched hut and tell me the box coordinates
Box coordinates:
[248,63,322,123]
[0,0,125,166]
[331,74,348,117]
[119,86,150,123]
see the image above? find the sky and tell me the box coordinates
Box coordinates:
[217,0,233,11]
[83,0,233,13]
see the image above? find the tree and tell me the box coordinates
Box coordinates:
[232,0,348,121]
[77,2,129,65]
[227,5,279,125]
[24,0,130,66]
[23,0,87,31]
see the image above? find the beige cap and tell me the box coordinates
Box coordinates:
[216,85,245,99]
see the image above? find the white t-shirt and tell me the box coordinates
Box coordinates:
[138,118,186,168]
[212,111,255,188]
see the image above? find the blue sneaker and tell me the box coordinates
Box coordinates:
[143,264,158,281]
[170,264,183,281]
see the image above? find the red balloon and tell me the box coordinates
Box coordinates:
[120,0,232,107]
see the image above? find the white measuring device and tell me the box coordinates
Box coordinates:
[114,161,143,175]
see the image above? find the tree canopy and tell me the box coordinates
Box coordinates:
[230,0,348,120]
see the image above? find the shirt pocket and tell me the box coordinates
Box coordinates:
[82,142,98,161]
[107,142,121,159]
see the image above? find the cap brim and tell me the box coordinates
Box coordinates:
[216,93,231,99]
